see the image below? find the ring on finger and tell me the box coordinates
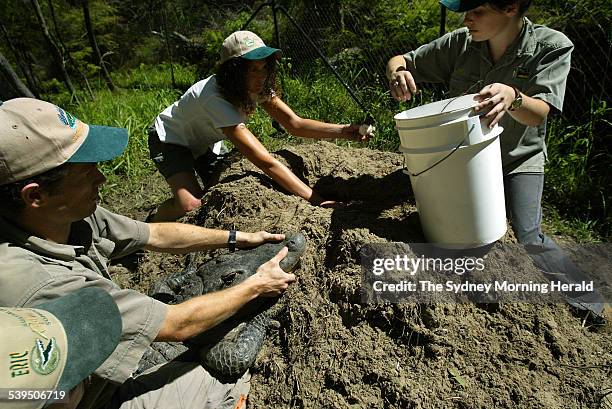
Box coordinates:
[393,81,400,87]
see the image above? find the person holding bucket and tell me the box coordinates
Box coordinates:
[386,0,610,324]
[148,30,374,222]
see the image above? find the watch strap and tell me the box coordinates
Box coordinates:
[509,86,522,111]
[228,230,237,252]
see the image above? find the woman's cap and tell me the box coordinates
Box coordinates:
[439,0,488,11]
[220,31,281,64]
[0,98,128,186]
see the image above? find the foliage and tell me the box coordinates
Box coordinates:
[50,65,193,194]
[0,0,610,239]
[545,101,611,238]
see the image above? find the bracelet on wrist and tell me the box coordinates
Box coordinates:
[228,229,237,252]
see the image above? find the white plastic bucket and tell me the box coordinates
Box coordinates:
[394,94,479,128]
[394,96,507,248]
[397,115,490,151]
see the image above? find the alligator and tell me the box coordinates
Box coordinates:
[141,233,306,378]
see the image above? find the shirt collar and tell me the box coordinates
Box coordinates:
[0,216,91,261]
[467,17,537,60]
[518,17,537,57]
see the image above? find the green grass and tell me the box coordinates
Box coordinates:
[43,64,609,241]
[544,100,611,239]
[49,65,197,196]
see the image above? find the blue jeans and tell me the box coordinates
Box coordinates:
[504,173,605,318]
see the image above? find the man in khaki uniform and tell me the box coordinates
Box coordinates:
[386,0,609,322]
[0,98,297,408]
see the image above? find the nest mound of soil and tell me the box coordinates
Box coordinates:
[118,141,610,409]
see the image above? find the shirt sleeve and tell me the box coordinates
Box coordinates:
[524,39,574,113]
[88,207,150,259]
[26,271,168,384]
[403,29,467,84]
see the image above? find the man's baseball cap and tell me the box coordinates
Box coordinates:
[219,31,281,64]
[439,0,488,11]
[0,98,128,186]
[0,287,122,408]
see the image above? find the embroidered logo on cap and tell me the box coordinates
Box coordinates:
[31,337,60,375]
[57,106,87,143]
[57,108,77,129]
[244,37,255,47]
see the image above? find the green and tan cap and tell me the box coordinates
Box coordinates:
[0,288,122,408]
[439,0,488,11]
[0,98,128,186]
[219,30,281,64]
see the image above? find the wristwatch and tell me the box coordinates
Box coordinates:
[509,86,523,111]
[228,230,237,252]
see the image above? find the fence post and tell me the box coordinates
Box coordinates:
[271,0,281,48]
[439,5,447,37]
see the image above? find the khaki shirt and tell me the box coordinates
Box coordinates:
[404,18,573,174]
[0,207,168,407]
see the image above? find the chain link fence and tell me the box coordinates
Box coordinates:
[241,0,610,120]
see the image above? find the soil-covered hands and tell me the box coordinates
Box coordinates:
[249,247,297,297]
[474,83,516,128]
[389,70,418,102]
[341,124,372,142]
[308,190,344,208]
[236,231,285,249]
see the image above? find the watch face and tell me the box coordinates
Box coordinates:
[511,93,523,111]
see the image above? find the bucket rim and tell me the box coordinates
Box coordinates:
[398,124,503,153]
[395,113,483,131]
[393,94,479,122]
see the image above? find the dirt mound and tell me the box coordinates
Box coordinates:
[113,142,610,409]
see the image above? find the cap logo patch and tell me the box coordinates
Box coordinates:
[57,107,77,129]
[31,337,60,375]
[244,37,255,47]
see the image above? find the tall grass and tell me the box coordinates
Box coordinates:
[50,64,197,194]
[44,64,609,240]
[545,101,611,239]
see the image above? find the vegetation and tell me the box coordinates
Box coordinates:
[1,0,609,240]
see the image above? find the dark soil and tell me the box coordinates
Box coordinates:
[106,141,611,409]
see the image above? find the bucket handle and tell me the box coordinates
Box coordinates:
[402,123,475,177]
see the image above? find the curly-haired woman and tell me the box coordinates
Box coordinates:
[148,31,372,222]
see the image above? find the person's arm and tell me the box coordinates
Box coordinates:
[221,123,336,206]
[474,83,551,128]
[156,247,295,341]
[261,96,370,142]
[474,37,574,128]
[387,55,419,102]
[144,224,284,253]
[387,30,465,102]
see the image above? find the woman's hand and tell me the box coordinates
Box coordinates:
[474,83,516,128]
[308,190,344,208]
[389,70,418,102]
[236,231,285,249]
[341,124,374,142]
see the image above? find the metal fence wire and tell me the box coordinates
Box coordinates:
[242,0,611,120]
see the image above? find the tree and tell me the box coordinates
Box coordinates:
[82,0,116,91]
[0,21,40,98]
[0,51,35,98]
[30,0,78,97]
